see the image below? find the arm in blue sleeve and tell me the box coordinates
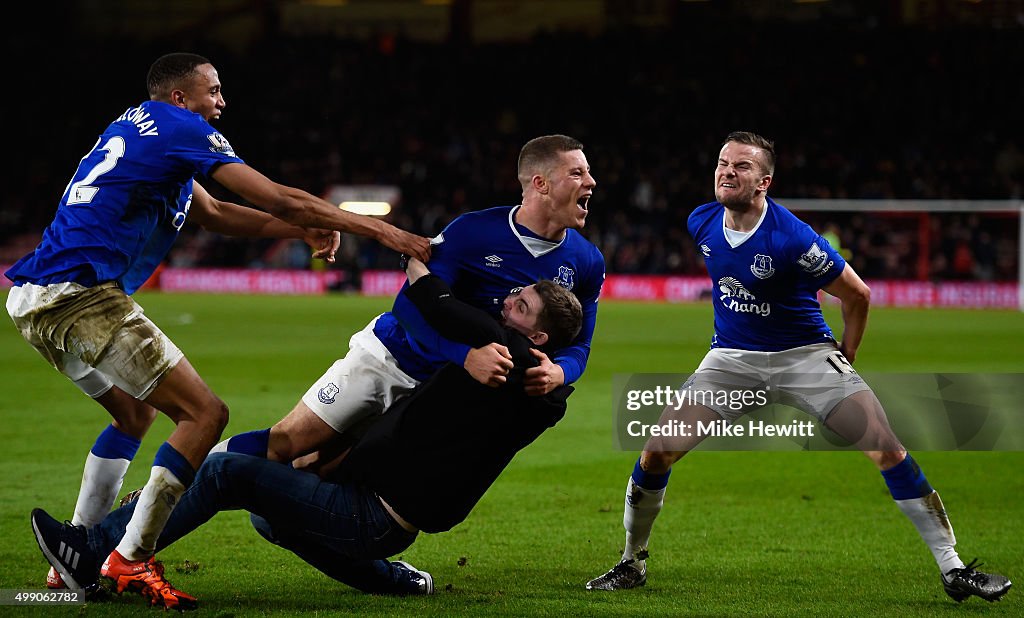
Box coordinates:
[391,286,472,365]
[552,299,596,384]
[552,337,591,384]
[551,252,603,384]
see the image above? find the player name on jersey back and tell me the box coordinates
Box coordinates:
[115,106,160,137]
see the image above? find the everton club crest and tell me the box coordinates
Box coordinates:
[750,254,775,279]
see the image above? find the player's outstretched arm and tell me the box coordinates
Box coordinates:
[209,162,431,261]
[822,265,871,364]
[189,181,341,262]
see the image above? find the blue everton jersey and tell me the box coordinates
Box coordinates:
[688,197,846,351]
[375,205,605,383]
[5,101,244,294]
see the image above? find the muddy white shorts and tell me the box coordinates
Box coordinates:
[7,281,184,399]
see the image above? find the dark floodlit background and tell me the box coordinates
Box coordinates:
[5,0,1022,286]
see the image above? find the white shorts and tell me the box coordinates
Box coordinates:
[300,316,420,434]
[683,343,873,422]
[6,282,184,400]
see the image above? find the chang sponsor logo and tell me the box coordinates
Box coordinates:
[718,276,771,316]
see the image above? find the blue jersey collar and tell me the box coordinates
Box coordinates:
[721,197,770,248]
[508,205,564,257]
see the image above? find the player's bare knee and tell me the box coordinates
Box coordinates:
[266,404,338,463]
[207,397,230,434]
[181,395,229,435]
[266,427,298,463]
[640,450,676,475]
[265,426,331,464]
[875,449,907,470]
[859,427,904,463]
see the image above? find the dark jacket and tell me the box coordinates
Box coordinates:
[339,275,573,533]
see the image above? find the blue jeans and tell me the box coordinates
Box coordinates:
[89,453,419,594]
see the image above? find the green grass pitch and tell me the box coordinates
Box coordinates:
[1,291,1021,616]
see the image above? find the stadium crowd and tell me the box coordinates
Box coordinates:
[4,19,1021,283]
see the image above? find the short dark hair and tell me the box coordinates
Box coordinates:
[147,53,211,99]
[532,279,583,352]
[518,134,584,186]
[724,131,776,175]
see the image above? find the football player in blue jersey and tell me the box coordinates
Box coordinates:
[585,132,1011,603]
[210,134,605,477]
[12,52,430,610]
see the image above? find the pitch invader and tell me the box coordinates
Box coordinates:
[586,131,1011,603]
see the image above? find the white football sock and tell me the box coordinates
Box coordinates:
[71,452,131,527]
[114,466,186,561]
[895,490,965,577]
[621,477,666,563]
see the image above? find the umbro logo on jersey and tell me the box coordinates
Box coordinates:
[701,244,711,257]
[59,541,81,570]
[484,255,503,268]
